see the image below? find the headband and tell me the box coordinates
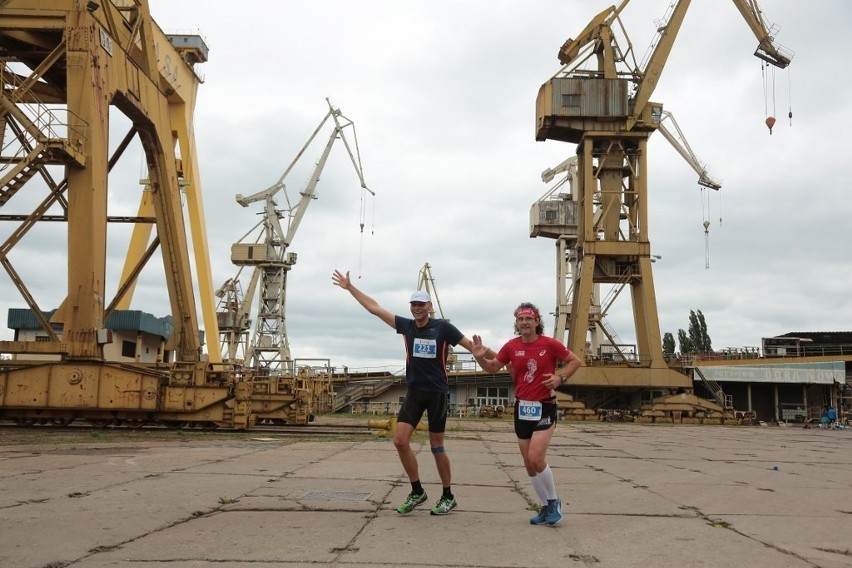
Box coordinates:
[515,307,539,318]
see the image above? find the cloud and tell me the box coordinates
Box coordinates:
[2,1,849,371]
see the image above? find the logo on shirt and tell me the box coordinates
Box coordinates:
[524,358,537,383]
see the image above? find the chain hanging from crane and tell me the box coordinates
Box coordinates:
[762,61,777,134]
[701,188,711,269]
[356,150,375,279]
[787,67,794,127]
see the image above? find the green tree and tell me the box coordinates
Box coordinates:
[662,332,676,356]
[688,309,713,353]
[668,309,713,355]
[677,329,694,355]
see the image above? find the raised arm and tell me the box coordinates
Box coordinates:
[332,269,395,328]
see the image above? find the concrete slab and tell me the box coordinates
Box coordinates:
[0,419,850,568]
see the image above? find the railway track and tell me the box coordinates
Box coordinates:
[0,419,376,438]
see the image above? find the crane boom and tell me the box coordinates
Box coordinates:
[657,111,721,190]
[731,0,792,68]
[236,98,372,246]
[627,0,692,130]
[557,2,628,78]
[629,0,792,129]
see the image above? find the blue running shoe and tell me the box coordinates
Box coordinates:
[530,503,549,525]
[545,497,563,525]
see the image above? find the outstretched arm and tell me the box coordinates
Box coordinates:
[332,269,396,328]
[470,334,505,373]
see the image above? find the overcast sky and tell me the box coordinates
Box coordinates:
[3,1,850,373]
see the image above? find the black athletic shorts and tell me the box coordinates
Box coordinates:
[397,389,448,433]
[514,398,558,439]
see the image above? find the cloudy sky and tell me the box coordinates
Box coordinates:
[3,1,850,373]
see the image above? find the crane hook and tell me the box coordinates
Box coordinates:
[765,116,776,135]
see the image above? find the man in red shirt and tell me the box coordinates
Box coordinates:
[472,302,581,525]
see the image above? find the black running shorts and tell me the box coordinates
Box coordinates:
[514,399,558,439]
[397,389,448,433]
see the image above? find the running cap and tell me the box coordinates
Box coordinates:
[410,291,431,303]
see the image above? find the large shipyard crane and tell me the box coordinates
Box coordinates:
[220,99,371,376]
[532,111,720,360]
[0,1,267,429]
[534,0,791,388]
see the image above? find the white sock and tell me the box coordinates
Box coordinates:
[529,474,548,505]
[538,465,558,501]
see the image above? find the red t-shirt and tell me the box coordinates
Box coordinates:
[496,335,571,401]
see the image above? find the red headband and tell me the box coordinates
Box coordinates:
[515,307,538,318]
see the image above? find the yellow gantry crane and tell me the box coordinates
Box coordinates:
[535,0,792,388]
[0,1,251,428]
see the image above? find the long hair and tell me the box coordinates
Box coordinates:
[513,302,544,335]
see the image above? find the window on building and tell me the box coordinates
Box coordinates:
[561,94,580,108]
[640,389,667,406]
[475,387,510,408]
[121,340,136,358]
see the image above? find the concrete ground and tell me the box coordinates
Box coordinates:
[1,417,850,568]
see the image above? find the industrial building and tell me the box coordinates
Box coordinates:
[332,333,851,425]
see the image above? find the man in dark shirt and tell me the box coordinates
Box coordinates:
[333,269,476,515]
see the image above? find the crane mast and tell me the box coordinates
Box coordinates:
[224,99,371,376]
[535,0,792,388]
[532,112,719,362]
[415,262,462,370]
[416,262,446,321]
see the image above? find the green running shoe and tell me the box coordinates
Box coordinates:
[430,496,458,515]
[396,492,427,514]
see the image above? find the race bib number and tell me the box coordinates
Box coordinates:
[518,400,542,421]
[412,337,437,358]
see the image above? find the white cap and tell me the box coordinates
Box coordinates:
[410,290,431,303]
